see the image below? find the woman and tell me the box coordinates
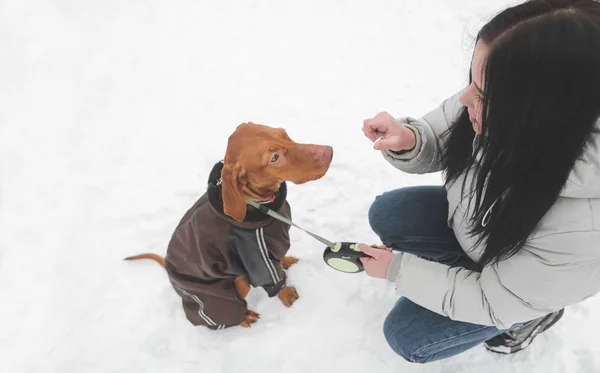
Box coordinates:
[359,0,600,363]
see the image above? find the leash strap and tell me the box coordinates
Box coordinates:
[244,198,337,248]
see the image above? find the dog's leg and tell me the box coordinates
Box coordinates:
[240,310,260,328]
[234,275,251,299]
[278,286,299,307]
[234,276,260,327]
[282,256,299,270]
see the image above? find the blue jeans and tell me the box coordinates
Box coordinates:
[369,186,508,363]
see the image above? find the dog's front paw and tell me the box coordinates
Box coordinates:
[282,256,299,269]
[278,286,299,307]
[240,310,260,328]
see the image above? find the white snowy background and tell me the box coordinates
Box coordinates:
[2,0,599,372]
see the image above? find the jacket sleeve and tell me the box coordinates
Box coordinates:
[229,226,286,297]
[387,231,600,329]
[381,90,464,174]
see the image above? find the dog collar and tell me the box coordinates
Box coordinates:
[256,195,277,204]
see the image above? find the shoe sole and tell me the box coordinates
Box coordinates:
[485,309,565,355]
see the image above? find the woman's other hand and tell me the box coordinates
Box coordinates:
[363,112,416,152]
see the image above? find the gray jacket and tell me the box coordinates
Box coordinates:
[383,90,600,329]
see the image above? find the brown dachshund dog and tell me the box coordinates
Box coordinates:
[126,122,333,329]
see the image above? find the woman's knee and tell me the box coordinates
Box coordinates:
[369,186,447,243]
[368,187,423,240]
[383,311,432,364]
[369,189,404,234]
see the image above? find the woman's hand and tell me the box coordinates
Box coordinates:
[358,244,394,279]
[363,112,416,152]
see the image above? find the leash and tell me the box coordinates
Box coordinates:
[245,198,374,274]
[244,198,338,249]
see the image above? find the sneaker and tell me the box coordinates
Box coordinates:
[484,309,564,354]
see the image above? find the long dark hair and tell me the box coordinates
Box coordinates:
[442,0,600,268]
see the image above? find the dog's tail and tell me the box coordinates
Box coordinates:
[124,253,166,269]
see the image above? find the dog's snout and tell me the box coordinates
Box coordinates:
[314,146,334,164]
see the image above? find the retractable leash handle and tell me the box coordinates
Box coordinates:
[244,199,371,273]
[323,242,371,273]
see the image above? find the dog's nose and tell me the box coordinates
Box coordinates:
[315,146,334,164]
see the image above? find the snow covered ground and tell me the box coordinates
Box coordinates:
[2,0,600,372]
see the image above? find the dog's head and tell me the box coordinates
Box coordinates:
[221,122,333,222]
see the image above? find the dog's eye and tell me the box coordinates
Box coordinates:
[270,153,280,163]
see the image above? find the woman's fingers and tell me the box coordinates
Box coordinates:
[363,119,383,142]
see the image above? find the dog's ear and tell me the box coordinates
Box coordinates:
[221,162,247,222]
